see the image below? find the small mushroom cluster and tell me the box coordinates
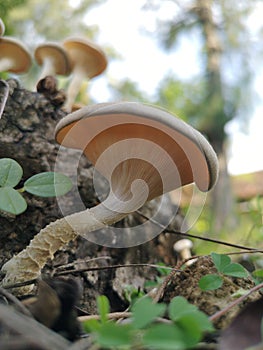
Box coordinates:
[0,18,107,113]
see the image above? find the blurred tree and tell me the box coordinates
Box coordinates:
[144,0,261,232]
[0,0,28,32]
[6,0,105,41]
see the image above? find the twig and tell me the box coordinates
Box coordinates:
[78,311,171,325]
[54,256,112,270]
[152,255,201,303]
[1,277,37,290]
[136,211,261,251]
[54,263,176,276]
[209,281,263,322]
[78,311,131,322]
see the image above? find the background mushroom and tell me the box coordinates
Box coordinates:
[0,18,5,36]
[1,102,218,293]
[173,239,194,265]
[0,37,32,74]
[34,42,71,86]
[62,37,107,112]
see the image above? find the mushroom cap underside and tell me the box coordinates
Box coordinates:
[63,38,107,78]
[34,43,71,75]
[55,102,218,201]
[0,37,32,73]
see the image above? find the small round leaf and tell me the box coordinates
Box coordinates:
[0,187,27,215]
[24,172,72,197]
[199,274,223,291]
[222,263,249,278]
[0,158,23,187]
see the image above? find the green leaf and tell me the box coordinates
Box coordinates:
[97,295,110,324]
[252,269,263,278]
[199,274,223,291]
[83,319,101,333]
[24,172,72,197]
[96,322,132,347]
[0,187,27,215]
[222,263,249,278]
[168,296,197,322]
[132,297,166,329]
[0,158,23,187]
[211,252,231,273]
[177,312,214,347]
[143,324,186,350]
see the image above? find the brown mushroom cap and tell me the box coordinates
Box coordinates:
[0,37,32,73]
[34,43,71,76]
[55,102,218,203]
[0,18,5,36]
[63,37,107,78]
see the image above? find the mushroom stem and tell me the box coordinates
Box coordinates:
[38,57,56,81]
[63,67,86,112]
[1,196,128,294]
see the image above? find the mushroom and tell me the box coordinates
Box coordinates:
[1,102,218,293]
[34,42,71,86]
[173,239,193,263]
[0,18,5,36]
[0,37,32,74]
[62,37,107,112]
[0,79,9,119]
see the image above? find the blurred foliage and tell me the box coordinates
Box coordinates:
[0,0,28,30]
[191,195,263,256]
[5,0,105,42]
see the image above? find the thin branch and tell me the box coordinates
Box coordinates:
[136,211,261,251]
[78,311,171,325]
[2,278,38,291]
[54,256,112,270]
[209,281,263,322]
[54,263,177,277]
[78,311,131,322]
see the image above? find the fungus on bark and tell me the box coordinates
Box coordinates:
[1,102,218,293]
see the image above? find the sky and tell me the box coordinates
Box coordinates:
[81,0,263,176]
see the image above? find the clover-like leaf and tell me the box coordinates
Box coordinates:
[211,252,231,273]
[0,187,27,215]
[0,158,23,188]
[199,274,223,291]
[97,322,132,348]
[143,324,185,350]
[168,296,197,322]
[24,172,72,197]
[132,297,166,329]
[222,263,249,278]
